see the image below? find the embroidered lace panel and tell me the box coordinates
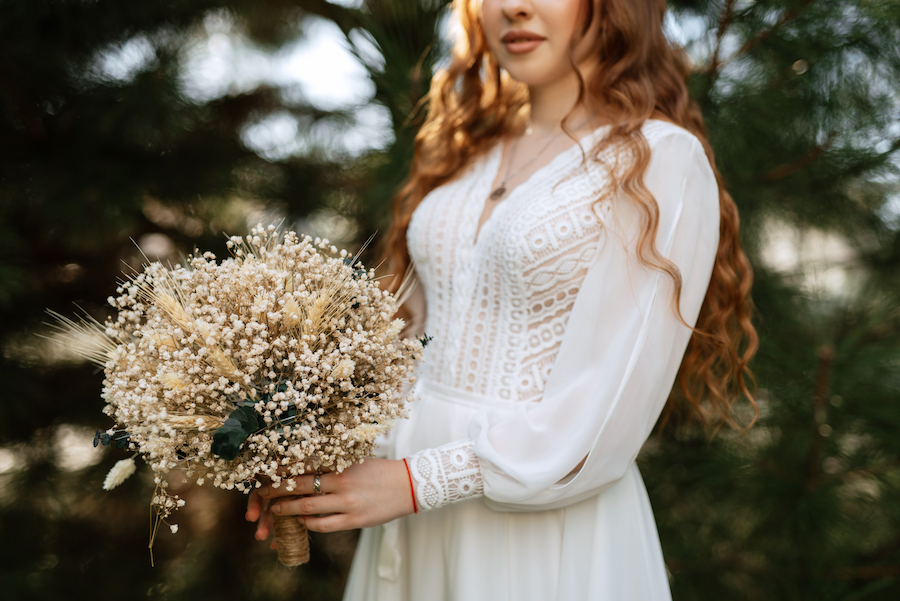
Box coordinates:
[408,440,483,511]
[407,132,621,402]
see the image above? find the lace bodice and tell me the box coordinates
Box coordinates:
[403,122,720,512]
[407,131,613,403]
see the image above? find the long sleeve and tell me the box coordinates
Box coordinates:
[407,130,719,512]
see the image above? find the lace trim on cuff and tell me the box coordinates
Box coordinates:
[407,440,484,511]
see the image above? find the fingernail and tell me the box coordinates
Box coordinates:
[272,504,281,515]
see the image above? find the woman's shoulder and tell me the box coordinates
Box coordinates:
[641,118,703,151]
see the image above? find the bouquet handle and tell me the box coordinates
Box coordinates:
[274,510,310,566]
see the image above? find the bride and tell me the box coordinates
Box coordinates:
[247,0,756,598]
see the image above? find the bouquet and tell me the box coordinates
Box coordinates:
[54,226,422,566]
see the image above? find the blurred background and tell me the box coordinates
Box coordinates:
[0,0,898,599]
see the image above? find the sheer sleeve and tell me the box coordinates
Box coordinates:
[407,130,719,512]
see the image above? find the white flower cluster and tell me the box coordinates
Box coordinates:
[100,226,422,525]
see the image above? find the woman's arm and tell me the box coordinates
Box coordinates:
[405,129,719,512]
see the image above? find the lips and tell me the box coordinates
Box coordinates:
[501,30,546,54]
[501,30,545,43]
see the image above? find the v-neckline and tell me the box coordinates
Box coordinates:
[472,123,613,246]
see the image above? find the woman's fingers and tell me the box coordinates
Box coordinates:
[249,473,330,543]
[271,491,342,517]
[301,513,354,533]
[246,489,263,522]
[246,488,275,540]
[255,501,274,540]
[250,459,414,535]
[259,472,333,499]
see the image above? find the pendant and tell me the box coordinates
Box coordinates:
[489,186,506,200]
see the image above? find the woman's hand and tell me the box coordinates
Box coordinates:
[245,458,415,539]
[246,487,276,546]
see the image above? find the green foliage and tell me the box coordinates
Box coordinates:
[212,382,302,460]
[643,2,900,598]
[0,0,897,599]
[212,405,265,461]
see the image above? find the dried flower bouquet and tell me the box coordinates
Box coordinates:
[55,226,422,566]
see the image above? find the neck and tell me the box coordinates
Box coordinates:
[527,69,598,137]
[525,59,617,138]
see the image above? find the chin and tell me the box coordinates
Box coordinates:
[503,66,572,88]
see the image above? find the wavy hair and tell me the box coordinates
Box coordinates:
[385,0,758,429]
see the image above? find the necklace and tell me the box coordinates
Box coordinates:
[489,131,563,201]
[488,116,594,201]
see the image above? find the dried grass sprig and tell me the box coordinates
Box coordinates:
[43,309,120,367]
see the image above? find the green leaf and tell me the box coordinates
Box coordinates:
[210,406,265,460]
[211,419,250,461]
[231,405,264,432]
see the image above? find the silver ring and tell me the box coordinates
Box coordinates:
[313,474,321,494]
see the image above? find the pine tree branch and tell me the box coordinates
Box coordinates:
[735,0,819,60]
[805,344,834,491]
[298,0,367,37]
[705,0,820,78]
[703,0,737,77]
[888,136,900,155]
[761,134,835,183]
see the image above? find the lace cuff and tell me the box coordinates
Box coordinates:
[407,440,484,511]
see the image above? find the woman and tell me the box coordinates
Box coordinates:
[247,0,756,598]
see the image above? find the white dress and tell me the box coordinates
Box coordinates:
[343,120,720,601]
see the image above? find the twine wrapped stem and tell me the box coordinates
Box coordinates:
[274,508,310,567]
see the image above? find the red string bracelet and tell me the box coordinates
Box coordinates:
[402,458,418,514]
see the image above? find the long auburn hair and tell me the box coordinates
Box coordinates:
[385,0,758,429]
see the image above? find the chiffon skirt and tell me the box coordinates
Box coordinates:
[342,382,673,601]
